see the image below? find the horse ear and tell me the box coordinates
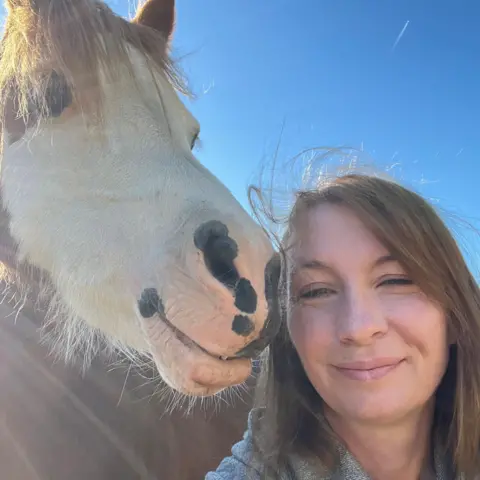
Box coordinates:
[133,0,175,42]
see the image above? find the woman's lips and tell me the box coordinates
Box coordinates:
[333,358,405,381]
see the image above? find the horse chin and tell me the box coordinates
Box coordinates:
[139,314,253,397]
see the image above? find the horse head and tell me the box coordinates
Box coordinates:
[0,0,280,397]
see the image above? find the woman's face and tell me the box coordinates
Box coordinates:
[288,203,449,424]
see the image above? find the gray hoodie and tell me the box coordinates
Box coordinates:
[206,408,457,479]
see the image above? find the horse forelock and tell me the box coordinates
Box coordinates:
[0,0,189,149]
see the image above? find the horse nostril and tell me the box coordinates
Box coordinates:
[193,220,230,251]
[211,236,238,263]
[194,220,240,290]
[194,220,259,315]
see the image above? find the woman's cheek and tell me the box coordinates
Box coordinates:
[289,306,331,354]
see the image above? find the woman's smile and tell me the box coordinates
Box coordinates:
[332,357,405,381]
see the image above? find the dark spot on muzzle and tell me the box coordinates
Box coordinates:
[234,278,257,314]
[194,220,258,315]
[234,253,282,358]
[194,220,229,250]
[136,255,282,363]
[194,220,239,289]
[232,314,255,337]
[137,287,259,362]
[138,287,165,318]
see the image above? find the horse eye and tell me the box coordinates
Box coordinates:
[35,71,72,118]
[190,131,199,150]
[3,72,72,145]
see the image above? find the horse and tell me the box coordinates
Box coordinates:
[0,256,255,479]
[0,0,279,398]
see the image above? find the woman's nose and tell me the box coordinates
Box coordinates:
[337,289,388,345]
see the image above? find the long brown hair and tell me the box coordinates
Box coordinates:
[249,170,480,477]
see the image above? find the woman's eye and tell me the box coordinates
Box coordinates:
[378,277,413,287]
[299,287,334,299]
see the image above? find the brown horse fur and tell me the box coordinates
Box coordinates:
[0,212,255,478]
[0,232,254,479]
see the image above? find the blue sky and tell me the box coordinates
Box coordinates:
[3,1,480,267]
[153,0,480,213]
[119,0,480,268]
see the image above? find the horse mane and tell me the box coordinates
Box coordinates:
[0,0,188,142]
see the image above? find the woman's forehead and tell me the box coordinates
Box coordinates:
[286,203,396,274]
[291,204,382,249]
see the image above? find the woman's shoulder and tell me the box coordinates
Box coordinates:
[205,408,464,480]
[205,408,330,479]
[205,407,265,480]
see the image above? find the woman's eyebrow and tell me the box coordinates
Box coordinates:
[294,254,396,274]
[290,259,335,280]
[297,259,332,272]
[371,254,397,269]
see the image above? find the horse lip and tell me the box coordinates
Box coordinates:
[140,283,280,361]
[152,310,238,361]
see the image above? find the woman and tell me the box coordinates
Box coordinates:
[206,173,480,479]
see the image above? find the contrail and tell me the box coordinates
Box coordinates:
[203,79,215,95]
[391,20,410,52]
